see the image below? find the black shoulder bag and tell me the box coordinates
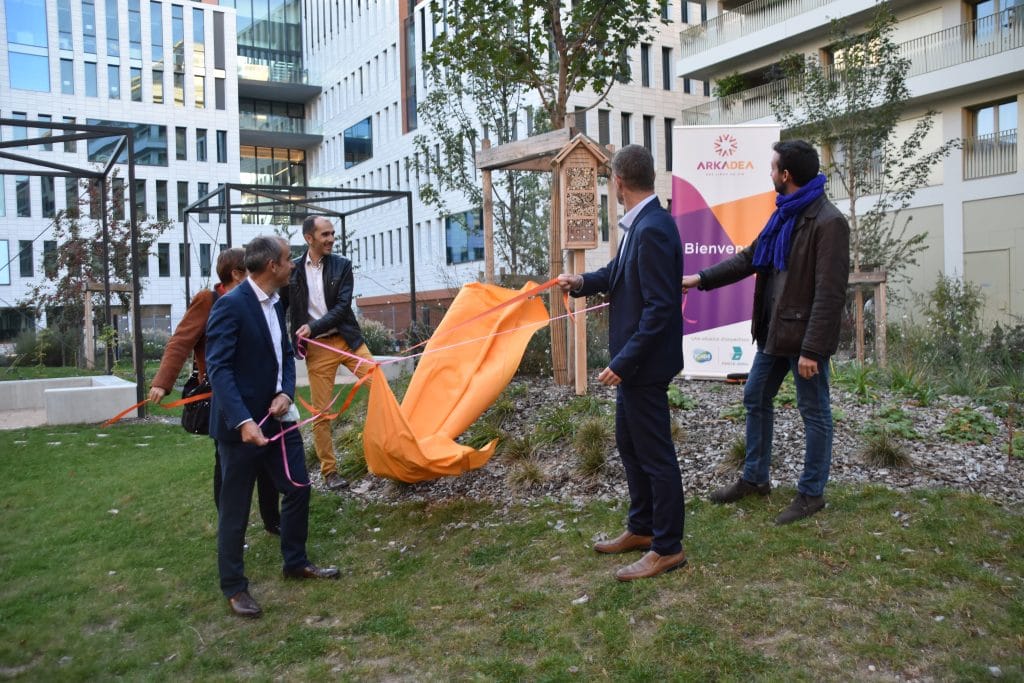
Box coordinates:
[180,290,218,434]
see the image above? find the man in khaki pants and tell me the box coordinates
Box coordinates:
[285,215,375,490]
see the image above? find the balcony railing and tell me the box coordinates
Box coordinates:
[825,164,884,202]
[681,0,834,58]
[239,111,313,135]
[682,7,1024,126]
[963,129,1018,180]
[237,54,308,85]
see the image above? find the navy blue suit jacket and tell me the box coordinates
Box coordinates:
[574,197,683,385]
[206,280,296,443]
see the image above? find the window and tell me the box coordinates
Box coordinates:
[7,53,50,92]
[85,62,98,96]
[192,7,205,68]
[216,130,227,163]
[173,72,184,106]
[157,242,170,276]
[43,240,57,277]
[214,77,225,110]
[574,107,588,135]
[128,0,141,59]
[344,117,373,168]
[197,182,209,223]
[664,118,675,172]
[60,59,74,94]
[152,69,163,103]
[621,113,632,145]
[105,0,119,56]
[16,177,31,217]
[662,47,673,90]
[108,64,120,98]
[87,121,167,166]
[600,194,609,241]
[194,75,205,108]
[200,243,211,277]
[151,1,163,61]
[445,210,484,265]
[0,242,9,285]
[130,67,141,101]
[134,179,146,220]
[640,44,651,87]
[176,127,186,160]
[196,129,207,161]
[41,176,55,217]
[38,114,52,151]
[177,181,188,221]
[643,116,654,153]
[155,180,167,220]
[19,240,33,277]
[971,98,1017,137]
[112,176,124,220]
[138,245,148,277]
[82,0,96,52]
[177,243,191,276]
[171,5,183,68]
[598,109,610,146]
[57,0,73,50]
[65,177,79,217]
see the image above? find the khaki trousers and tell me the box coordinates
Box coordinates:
[305,335,375,477]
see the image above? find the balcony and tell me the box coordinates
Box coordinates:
[238,112,323,149]
[963,129,1018,180]
[680,0,835,59]
[681,8,1024,126]
[237,53,321,103]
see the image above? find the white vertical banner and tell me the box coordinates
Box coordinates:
[670,124,781,379]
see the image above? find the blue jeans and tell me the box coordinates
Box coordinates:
[742,350,833,497]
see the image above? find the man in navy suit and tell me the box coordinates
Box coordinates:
[558,144,686,581]
[206,235,339,618]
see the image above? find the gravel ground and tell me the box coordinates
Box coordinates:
[331,371,1023,510]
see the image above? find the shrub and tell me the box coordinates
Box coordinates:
[359,317,397,355]
[859,429,912,469]
[500,432,541,461]
[862,404,920,440]
[574,417,612,476]
[939,407,998,444]
[507,457,545,489]
[667,385,697,410]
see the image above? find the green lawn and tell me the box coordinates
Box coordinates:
[1,421,1022,680]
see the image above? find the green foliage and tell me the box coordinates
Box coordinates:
[920,273,985,354]
[358,317,397,355]
[464,420,504,450]
[833,362,879,403]
[888,361,940,407]
[774,376,797,408]
[939,407,999,444]
[506,457,545,488]
[667,384,698,410]
[772,5,957,283]
[859,429,912,469]
[499,431,541,461]
[712,72,746,98]
[985,322,1024,370]
[719,402,746,422]
[862,404,920,441]
[536,405,575,443]
[573,417,612,476]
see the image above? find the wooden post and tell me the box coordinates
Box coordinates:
[573,249,587,395]
[550,171,569,385]
[481,139,495,284]
[874,279,887,368]
[848,270,887,368]
[854,287,865,364]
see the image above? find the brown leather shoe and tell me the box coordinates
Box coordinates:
[593,530,654,554]
[283,563,341,580]
[324,472,348,490]
[227,590,262,618]
[614,550,688,582]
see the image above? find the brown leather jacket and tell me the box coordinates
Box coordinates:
[698,194,850,360]
[151,284,224,392]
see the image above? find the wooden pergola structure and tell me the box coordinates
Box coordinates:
[476,124,616,393]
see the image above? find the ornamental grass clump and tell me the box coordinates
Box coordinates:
[573,417,612,477]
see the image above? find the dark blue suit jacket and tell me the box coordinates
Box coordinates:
[574,196,683,385]
[206,280,296,443]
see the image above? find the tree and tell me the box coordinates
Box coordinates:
[772,5,958,284]
[20,175,171,366]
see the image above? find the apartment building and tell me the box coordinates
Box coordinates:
[0,0,242,342]
[304,1,706,331]
[677,0,1023,325]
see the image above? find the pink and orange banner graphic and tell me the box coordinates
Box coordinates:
[671,124,781,379]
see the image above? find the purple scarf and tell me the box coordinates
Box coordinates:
[752,173,827,271]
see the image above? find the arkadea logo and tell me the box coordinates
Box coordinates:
[713,134,738,157]
[693,349,713,363]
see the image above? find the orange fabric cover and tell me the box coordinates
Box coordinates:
[362,282,549,482]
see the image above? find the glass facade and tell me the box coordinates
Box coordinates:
[239,146,306,223]
[6,0,50,91]
[41,176,55,217]
[224,0,303,82]
[85,61,98,96]
[344,117,372,168]
[87,120,168,166]
[445,210,485,265]
[175,126,187,160]
[106,0,119,56]
[16,176,31,217]
[60,58,74,93]
[196,128,207,161]
[151,1,163,62]
[57,0,73,50]
[130,66,142,100]
[108,64,121,98]
[82,0,96,53]
[128,0,141,59]
[8,53,50,92]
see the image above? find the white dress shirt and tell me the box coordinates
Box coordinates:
[304,253,328,326]
[616,193,659,255]
[247,277,283,394]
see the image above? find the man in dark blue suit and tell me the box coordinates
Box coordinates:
[558,144,686,581]
[206,235,339,618]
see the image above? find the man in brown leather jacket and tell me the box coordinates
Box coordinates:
[285,216,375,490]
[682,140,849,524]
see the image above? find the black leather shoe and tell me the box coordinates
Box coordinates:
[283,563,340,580]
[228,590,262,618]
[709,476,771,504]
